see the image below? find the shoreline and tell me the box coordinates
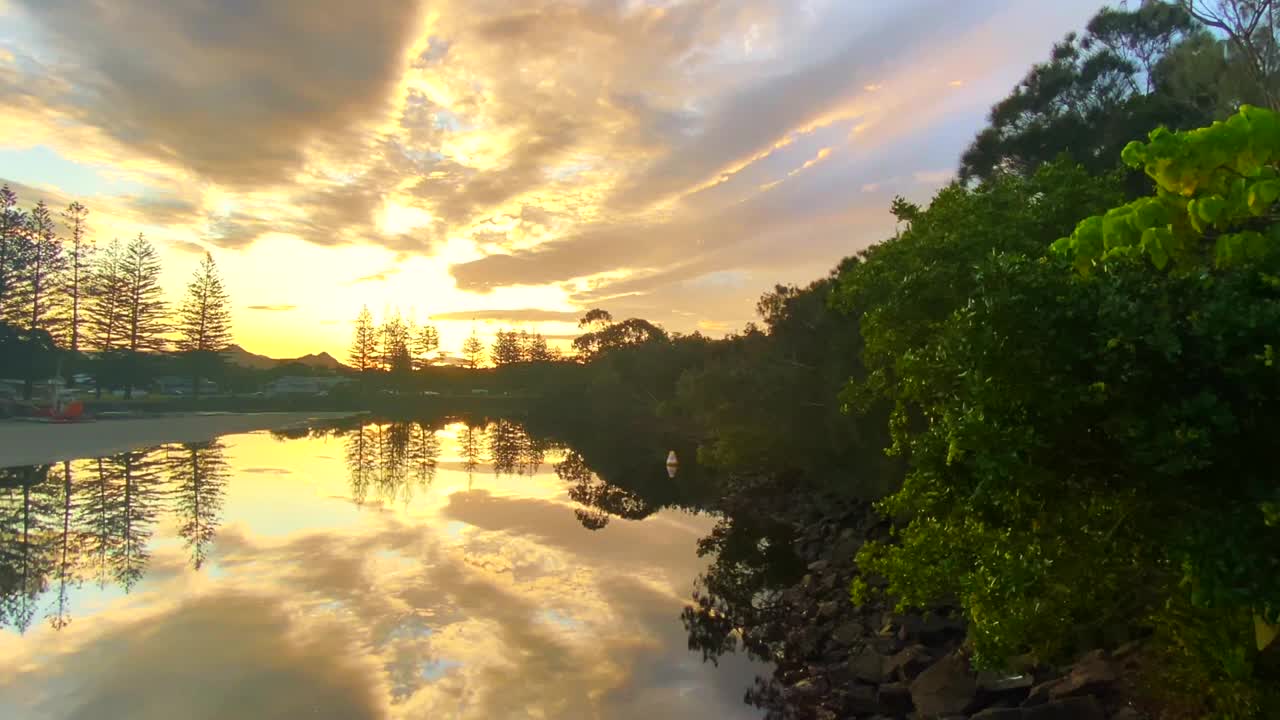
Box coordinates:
[0,411,359,467]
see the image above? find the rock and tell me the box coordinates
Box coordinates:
[848,647,886,684]
[885,644,935,682]
[1022,679,1060,708]
[877,681,914,716]
[896,613,965,644]
[831,535,862,564]
[784,678,827,702]
[910,651,978,718]
[977,670,1035,693]
[1051,651,1116,701]
[872,634,906,656]
[808,559,830,573]
[832,620,866,646]
[817,601,841,620]
[1110,707,1142,720]
[970,709,1025,720]
[790,626,826,657]
[842,683,880,715]
[1023,696,1104,720]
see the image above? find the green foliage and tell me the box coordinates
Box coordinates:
[840,109,1280,715]
[1055,105,1280,272]
[959,1,1213,185]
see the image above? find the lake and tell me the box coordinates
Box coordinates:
[0,417,767,719]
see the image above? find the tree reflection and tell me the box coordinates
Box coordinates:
[108,450,167,592]
[0,464,57,633]
[459,423,481,489]
[557,450,653,530]
[680,492,805,666]
[407,423,439,489]
[79,457,124,589]
[167,441,229,570]
[346,424,376,504]
[48,461,83,630]
[344,421,441,505]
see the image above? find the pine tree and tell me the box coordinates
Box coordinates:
[23,200,66,335]
[119,234,167,399]
[491,329,523,366]
[84,239,127,396]
[0,185,30,326]
[61,202,92,355]
[379,311,412,375]
[525,332,553,362]
[461,331,485,369]
[414,323,439,370]
[174,252,233,398]
[349,306,379,374]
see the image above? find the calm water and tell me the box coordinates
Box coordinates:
[0,419,766,719]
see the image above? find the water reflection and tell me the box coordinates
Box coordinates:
[0,417,765,719]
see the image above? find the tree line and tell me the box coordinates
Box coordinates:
[347,306,562,372]
[0,187,234,399]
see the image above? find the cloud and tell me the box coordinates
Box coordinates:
[605,0,1004,211]
[8,592,391,720]
[347,267,400,285]
[247,304,298,312]
[167,239,208,255]
[429,308,582,323]
[913,169,954,184]
[13,0,429,189]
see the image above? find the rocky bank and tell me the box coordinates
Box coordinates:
[735,494,1148,720]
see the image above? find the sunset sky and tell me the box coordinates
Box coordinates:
[0,0,1104,360]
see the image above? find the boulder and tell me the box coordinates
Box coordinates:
[909,651,978,718]
[872,634,906,656]
[885,644,935,682]
[970,709,1025,720]
[831,532,862,564]
[848,648,886,684]
[1050,651,1116,701]
[833,620,867,646]
[808,559,830,573]
[1022,679,1060,708]
[817,600,841,620]
[1023,696,1105,720]
[1110,707,1143,720]
[976,671,1035,693]
[784,678,827,702]
[876,681,914,716]
[841,683,880,715]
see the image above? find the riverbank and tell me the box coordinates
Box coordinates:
[0,411,358,467]
[690,478,1160,720]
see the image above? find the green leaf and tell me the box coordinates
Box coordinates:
[1120,140,1146,168]
[1141,227,1172,270]
[1195,195,1228,225]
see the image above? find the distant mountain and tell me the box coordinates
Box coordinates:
[223,344,349,371]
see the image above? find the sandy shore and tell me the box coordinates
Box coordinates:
[0,412,358,467]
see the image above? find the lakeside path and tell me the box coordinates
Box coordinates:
[0,412,359,468]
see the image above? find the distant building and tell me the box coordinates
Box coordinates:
[262,375,352,397]
[154,376,220,395]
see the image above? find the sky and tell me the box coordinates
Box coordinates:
[0,0,1106,359]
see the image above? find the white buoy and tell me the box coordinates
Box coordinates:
[665,450,678,466]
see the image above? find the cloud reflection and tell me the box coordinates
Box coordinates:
[0,421,765,719]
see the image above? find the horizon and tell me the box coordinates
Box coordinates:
[0,0,1105,360]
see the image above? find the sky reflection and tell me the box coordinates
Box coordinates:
[0,422,765,719]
